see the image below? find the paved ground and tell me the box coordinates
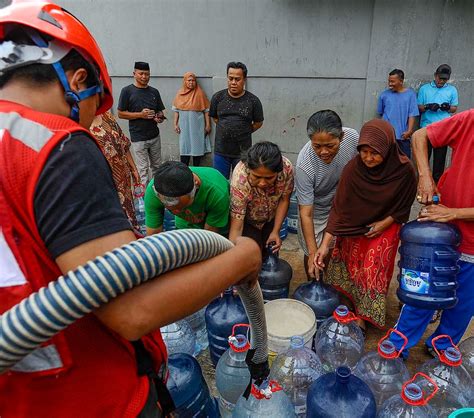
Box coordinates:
[198,201,473,395]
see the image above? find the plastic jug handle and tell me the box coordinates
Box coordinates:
[250,379,283,400]
[378,328,408,359]
[229,323,251,351]
[402,372,439,406]
[333,309,358,323]
[431,334,462,366]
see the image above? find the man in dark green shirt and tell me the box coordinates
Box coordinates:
[145,161,230,234]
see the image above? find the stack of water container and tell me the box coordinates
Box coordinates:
[133,183,147,236]
[160,205,474,417]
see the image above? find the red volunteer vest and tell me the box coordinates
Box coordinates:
[0,101,167,418]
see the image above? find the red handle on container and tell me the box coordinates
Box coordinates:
[228,323,251,352]
[333,309,358,324]
[401,372,439,406]
[377,328,408,359]
[251,380,282,400]
[431,334,462,366]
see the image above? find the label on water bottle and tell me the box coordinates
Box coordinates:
[295,404,307,415]
[400,268,430,294]
[288,218,298,229]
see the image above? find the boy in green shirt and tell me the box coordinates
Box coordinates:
[145,161,230,234]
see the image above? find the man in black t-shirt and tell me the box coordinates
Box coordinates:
[118,61,166,185]
[209,62,264,179]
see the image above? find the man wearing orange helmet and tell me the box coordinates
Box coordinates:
[0,2,260,417]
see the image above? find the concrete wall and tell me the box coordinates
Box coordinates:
[61,0,474,162]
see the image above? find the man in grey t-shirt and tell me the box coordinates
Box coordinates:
[296,110,358,279]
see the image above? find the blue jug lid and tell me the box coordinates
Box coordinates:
[290,335,305,349]
[403,383,423,402]
[379,340,396,356]
[335,305,349,317]
[443,347,462,365]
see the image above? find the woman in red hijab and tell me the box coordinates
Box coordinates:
[172,72,211,166]
[314,119,416,332]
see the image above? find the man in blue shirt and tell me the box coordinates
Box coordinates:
[417,64,458,183]
[377,69,419,158]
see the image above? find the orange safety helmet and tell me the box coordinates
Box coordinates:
[0,0,113,115]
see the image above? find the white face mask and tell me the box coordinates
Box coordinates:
[153,184,197,207]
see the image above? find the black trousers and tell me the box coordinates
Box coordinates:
[180,155,202,166]
[427,143,448,184]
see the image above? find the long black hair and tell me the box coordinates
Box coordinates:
[241,141,283,173]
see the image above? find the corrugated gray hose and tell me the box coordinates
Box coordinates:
[0,229,269,378]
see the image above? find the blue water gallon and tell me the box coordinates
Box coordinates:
[293,280,340,326]
[397,219,461,309]
[279,217,289,241]
[287,191,298,234]
[353,329,410,410]
[166,353,219,417]
[216,324,251,417]
[258,245,293,302]
[163,208,176,232]
[160,320,196,356]
[185,306,208,356]
[232,380,296,417]
[133,184,146,236]
[205,288,249,367]
[306,366,376,418]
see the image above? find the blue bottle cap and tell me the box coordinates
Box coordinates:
[404,383,423,402]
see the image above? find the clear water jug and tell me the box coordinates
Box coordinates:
[160,320,196,356]
[354,329,410,409]
[258,244,293,302]
[377,372,438,418]
[287,191,298,234]
[232,379,296,417]
[185,306,208,356]
[459,337,474,380]
[269,335,324,417]
[216,324,251,417]
[133,183,146,236]
[166,353,219,417]
[205,287,249,366]
[293,280,340,326]
[397,220,461,309]
[419,335,473,417]
[313,305,365,372]
[306,366,376,418]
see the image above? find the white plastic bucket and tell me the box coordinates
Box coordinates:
[264,298,317,363]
